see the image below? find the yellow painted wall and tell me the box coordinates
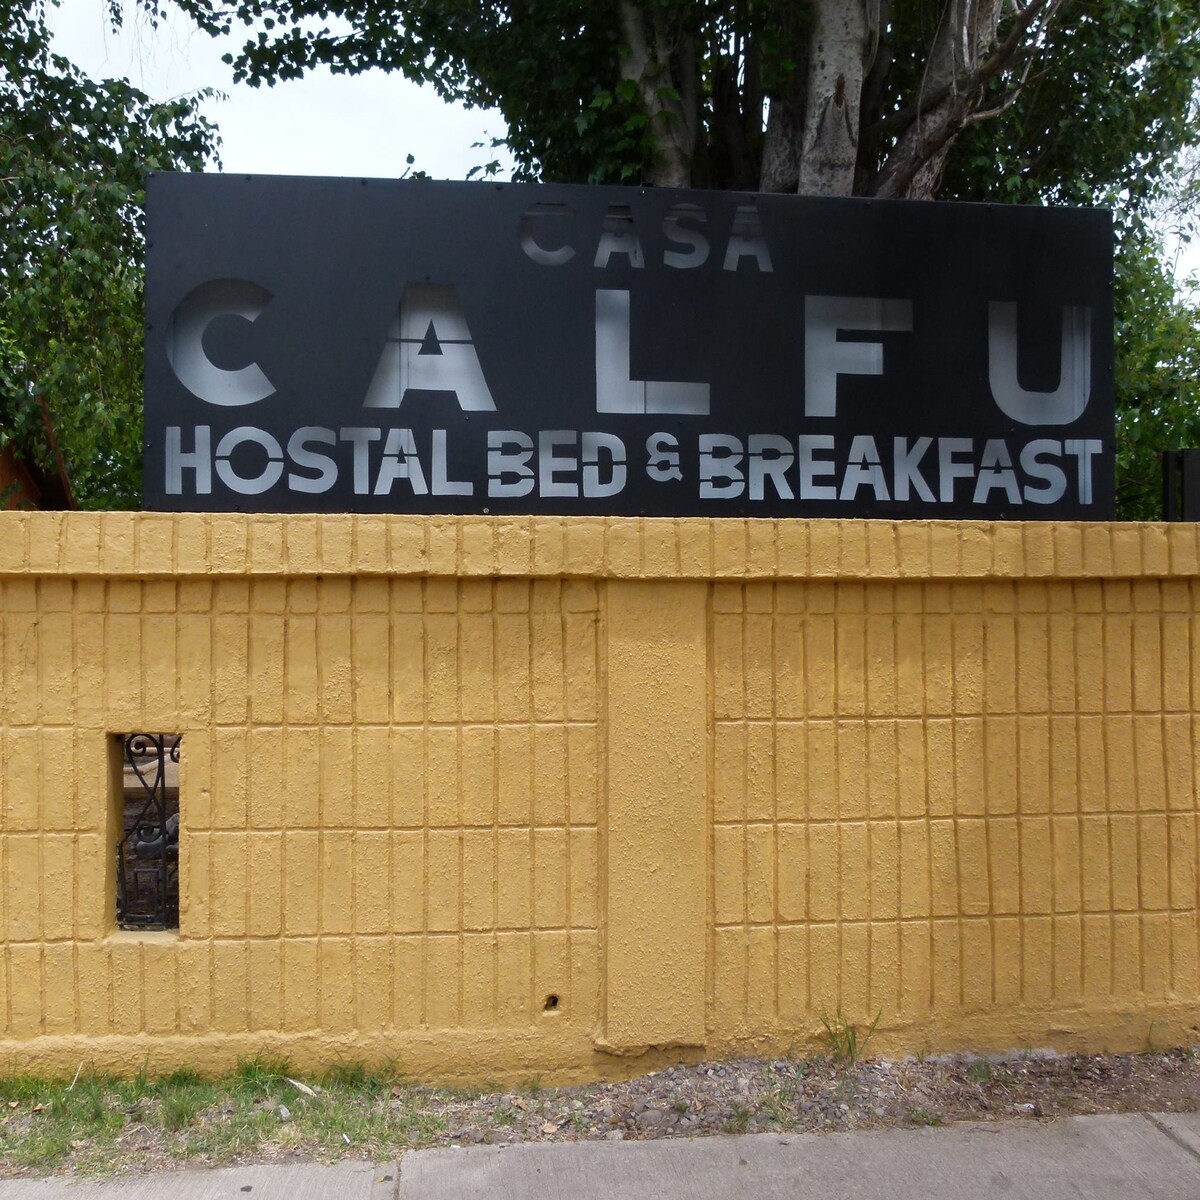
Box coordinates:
[0,513,1198,1080]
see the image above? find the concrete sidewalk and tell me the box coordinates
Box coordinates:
[4,1112,1200,1199]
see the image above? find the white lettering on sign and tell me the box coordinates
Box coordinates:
[165,424,212,495]
[364,283,496,412]
[518,202,770,272]
[840,435,889,502]
[164,280,1097,447]
[1019,439,1067,504]
[689,434,1101,508]
[595,289,711,416]
[215,426,284,495]
[698,434,744,499]
[165,426,1102,509]
[938,437,975,503]
[373,428,428,496]
[803,295,914,418]
[287,427,338,494]
[646,433,683,482]
[662,204,709,269]
[723,205,773,272]
[893,437,935,503]
[973,439,1022,505]
[748,434,795,501]
[517,203,576,266]
[988,302,1091,426]
[487,431,628,499]
[487,431,536,497]
[167,279,275,407]
[593,206,646,269]
[798,435,837,500]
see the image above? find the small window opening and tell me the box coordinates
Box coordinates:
[115,734,180,930]
[543,994,560,1011]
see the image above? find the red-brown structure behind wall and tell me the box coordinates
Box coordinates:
[1,403,75,510]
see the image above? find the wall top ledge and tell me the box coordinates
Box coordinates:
[0,512,1196,581]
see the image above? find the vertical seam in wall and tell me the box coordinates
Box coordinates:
[832,581,843,1014]
[311,575,323,1030]
[889,582,902,1020]
[1154,580,1168,996]
[419,575,431,1029]
[889,581,902,1018]
[489,578,500,1026]
[771,579,780,1028]
[920,579,934,1016]
[455,576,465,1029]
[1156,579,1174,998]
[863,586,875,1023]
[2,945,10,1037]
[348,574,359,1032]
[705,578,716,1040]
[982,582,997,1007]
[524,581,536,1026]
[802,584,812,1021]
[1102,579,1116,996]
[1013,585,1026,1006]
[950,585,963,1011]
[385,574,397,1038]
[561,576,573,1022]
[205,581,216,1034]
[71,830,81,1034]
[1131,580,1145,997]
[1071,579,1087,1001]
[740,583,750,1023]
[280,578,291,1032]
[598,576,610,1038]
[1192,577,1199,1003]
[1045,580,1060,1003]
[137,941,146,1038]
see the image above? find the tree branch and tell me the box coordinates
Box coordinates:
[874,0,1066,199]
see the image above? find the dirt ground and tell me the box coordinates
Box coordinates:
[6,1047,1200,1177]
[420,1047,1200,1145]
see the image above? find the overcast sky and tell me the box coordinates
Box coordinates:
[48,0,514,181]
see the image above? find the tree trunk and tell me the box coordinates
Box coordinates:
[760,95,805,193]
[874,0,1005,199]
[618,1,697,188]
[795,0,879,197]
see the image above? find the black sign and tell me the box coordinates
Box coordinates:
[144,174,1114,518]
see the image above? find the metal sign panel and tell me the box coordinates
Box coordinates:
[144,174,1114,518]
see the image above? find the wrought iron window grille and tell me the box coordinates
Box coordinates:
[115,733,180,931]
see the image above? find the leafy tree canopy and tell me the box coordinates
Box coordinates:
[156,0,1200,208]
[0,0,218,508]
[1113,228,1200,519]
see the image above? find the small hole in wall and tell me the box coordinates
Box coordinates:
[543,994,560,1012]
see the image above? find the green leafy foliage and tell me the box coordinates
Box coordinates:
[1112,225,1200,519]
[943,1,1200,211]
[0,0,218,508]
[152,0,1200,202]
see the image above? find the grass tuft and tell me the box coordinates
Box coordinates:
[819,1010,882,1069]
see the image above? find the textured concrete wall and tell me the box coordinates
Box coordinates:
[0,513,1198,1080]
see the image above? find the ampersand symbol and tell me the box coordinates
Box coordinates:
[646,432,683,482]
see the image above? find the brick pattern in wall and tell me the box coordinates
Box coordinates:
[4,513,1200,1078]
[0,575,602,1040]
[710,578,1200,1036]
